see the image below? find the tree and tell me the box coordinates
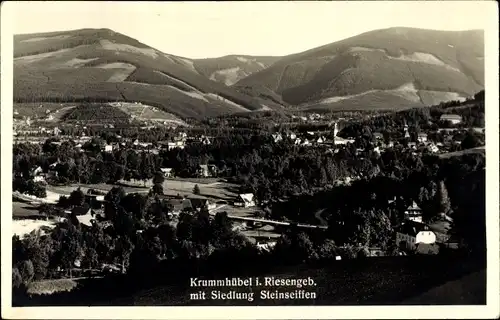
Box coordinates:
[69,188,85,207]
[57,195,71,209]
[114,236,134,274]
[461,131,481,150]
[82,247,99,271]
[437,180,451,215]
[193,184,201,195]
[317,239,337,260]
[151,183,164,195]
[12,267,23,289]
[152,172,165,185]
[19,260,34,286]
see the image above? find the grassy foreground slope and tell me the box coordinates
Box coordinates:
[15,254,485,306]
[14,29,283,119]
[236,27,484,111]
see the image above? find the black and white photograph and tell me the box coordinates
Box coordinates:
[1,1,498,319]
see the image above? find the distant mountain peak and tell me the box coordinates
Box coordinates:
[235,28,484,112]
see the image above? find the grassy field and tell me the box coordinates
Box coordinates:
[111,102,185,124]
[12,201,42,218]
[162,179,238,201]
[27,279,78,296]
[13,103,74,120]
[46,179,240,202]
[47,183,146,195]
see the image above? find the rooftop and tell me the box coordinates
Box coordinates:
[397,221,432,237]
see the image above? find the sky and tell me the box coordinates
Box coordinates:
[10,1,492,59]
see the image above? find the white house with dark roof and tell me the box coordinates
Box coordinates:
[64,205,96,227]
[404,201,423,223]
[396,221,436,251]
[160,168,173,178]
[201,136,211,145]
[166,198,194,216]
[188,197,216,211]
[235,193,256,208]
[316,136,326,144]
[428,143,439,153]
[104,144,113,153]
[32,166,44,177]
[334,136,355,145]
[272,133,283,143]
[417,133,428,143]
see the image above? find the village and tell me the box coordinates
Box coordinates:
[12,100,482,283]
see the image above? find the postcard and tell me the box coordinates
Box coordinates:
[1,1,498,319]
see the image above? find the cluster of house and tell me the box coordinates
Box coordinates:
[394,200,457,254]
[270,114,472,157]
[271,123,355,147]
[97,132,213,154]
[159,163,218,179]
[14,125,62,138]
[62,192,258,232]
[371,114,471,155]
[291,113,324,122]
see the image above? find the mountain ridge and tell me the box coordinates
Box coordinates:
[14,28,285,120]
[14,27,484,117]
[235,27,484,111]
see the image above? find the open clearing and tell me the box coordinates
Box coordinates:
[27,279,78,296]
[20,35,71,43]
[99,40,158,58]
[12,201,42,218]
[315,82,421,106]
[209,67,245,86]
[12,219,57,239]
[95,62,137,82]
[14,48,75,64]
[14,103,75,119]
[46,179,239,202]
[166,85,208,102]
[62,57,99,68]
[388,52,461,72]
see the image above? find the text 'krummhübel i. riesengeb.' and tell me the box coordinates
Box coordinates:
[189,277,318,302]
[190,277,317,288]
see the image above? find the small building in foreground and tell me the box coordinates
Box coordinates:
[396,221,436,251]
[234,193,256,208]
